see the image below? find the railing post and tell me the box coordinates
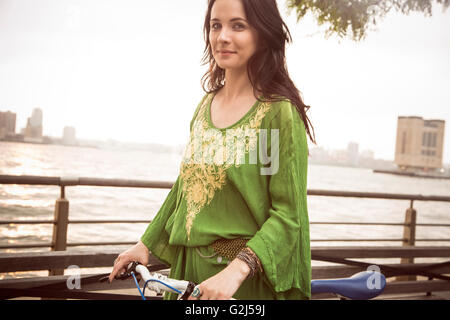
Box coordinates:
[49,186,69,276]
[397,200,417,281]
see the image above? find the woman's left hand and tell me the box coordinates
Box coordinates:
[188,258,250,300]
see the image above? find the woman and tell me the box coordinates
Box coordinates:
[109,0,316,300]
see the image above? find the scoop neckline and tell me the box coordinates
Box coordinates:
[206,91,262,131]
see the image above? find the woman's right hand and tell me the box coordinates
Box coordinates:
[108,240,150,283]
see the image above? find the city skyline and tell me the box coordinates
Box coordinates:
[0,107,79,146]
[1,0,449,162]
[2,107,444,172]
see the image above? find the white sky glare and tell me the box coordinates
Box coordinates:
[0,0,449,162]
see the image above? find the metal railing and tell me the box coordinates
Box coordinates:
[1,174,450,277]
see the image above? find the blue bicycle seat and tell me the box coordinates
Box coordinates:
[311,271,386,300]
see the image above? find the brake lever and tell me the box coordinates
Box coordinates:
[98,261,142,282]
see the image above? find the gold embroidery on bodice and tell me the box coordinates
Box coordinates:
[180,93,271,240]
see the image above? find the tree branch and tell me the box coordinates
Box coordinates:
[285,0,449,41]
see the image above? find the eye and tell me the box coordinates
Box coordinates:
[211,23,221,30]
[234,23,245,30]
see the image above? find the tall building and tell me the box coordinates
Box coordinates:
[63,126,77,145]
[0,111,16,139]
[24,108,43,143]
[394,116,445,172]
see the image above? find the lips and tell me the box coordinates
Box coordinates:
[219,50,236,54]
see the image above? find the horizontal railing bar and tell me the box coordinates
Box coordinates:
[77,178,173,189]
[2,238,449,250]
[310,222,407,226]
[0,175,60,186]
[0,220,55,225]
[312,222,450,227]
[0,175,173,189]
[312,246,450,258]
[3,239,449,250]
[312,262,450,280]
[66,242,137,247]
[415,239,450,242]
[2,220,449,228]
[0,220,151,225]
[0,239,408,249]
[0,250,166,273]
[1,220,405,226]
[3,239,448,250]
[308,189,450,202]
[1,174,450,202]
[380,279,450,296]
[0,243,52,249]
[0,242,138,249]
[416,223,450,227]
[68,220,150,224]
[311,238,406,242]
[2,246,449,266]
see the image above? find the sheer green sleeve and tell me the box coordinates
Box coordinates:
[140,175,181,266]
[246,100,311,299]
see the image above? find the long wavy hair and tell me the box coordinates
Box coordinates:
[201,0,316,144]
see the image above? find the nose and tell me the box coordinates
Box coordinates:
[217,26,231,44]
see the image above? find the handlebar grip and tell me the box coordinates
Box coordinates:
[135,264,190,295]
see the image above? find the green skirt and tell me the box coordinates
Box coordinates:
[163,244,276,300]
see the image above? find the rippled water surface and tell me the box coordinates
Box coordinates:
[1,141,449,276]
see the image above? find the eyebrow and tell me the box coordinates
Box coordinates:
[210,17,248,23]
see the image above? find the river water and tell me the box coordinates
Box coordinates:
[1,141,449,277]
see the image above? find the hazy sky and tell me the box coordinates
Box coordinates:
[1,0,449,162]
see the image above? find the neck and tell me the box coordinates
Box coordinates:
[220,68,255,101]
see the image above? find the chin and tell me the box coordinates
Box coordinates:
[216,61,243,71]
[217,62,234,69]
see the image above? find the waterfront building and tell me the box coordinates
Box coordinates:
[0,111,16,139]
[394,116,445,172]
[24,108,43,143]
[63,126,77,145]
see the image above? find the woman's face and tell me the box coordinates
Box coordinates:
[209,0,259,72]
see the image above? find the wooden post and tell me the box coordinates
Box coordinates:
[396,201,417,281]
[49,186,69,276]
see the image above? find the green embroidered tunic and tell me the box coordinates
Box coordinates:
[141,92,311,300]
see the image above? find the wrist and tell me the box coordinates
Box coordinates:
[137,240,149,254]
[228,258,251,282]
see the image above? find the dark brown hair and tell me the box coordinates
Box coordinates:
[201,0,316,144]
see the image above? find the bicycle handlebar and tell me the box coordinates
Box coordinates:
[135,264,192,296]
[105,261,386,300]
[111,261,196,299]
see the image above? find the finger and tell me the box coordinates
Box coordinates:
[189,285,203,300]
[198,287,209,300]
[109,260,126,282]
[109,256,121,281]
[108,264,119,282]
[109,267,125,282]
[108,266,120,283]
[116,262,128,274]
